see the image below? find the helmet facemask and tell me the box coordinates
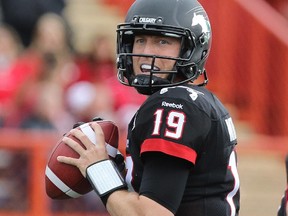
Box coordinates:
[117,16,209,95]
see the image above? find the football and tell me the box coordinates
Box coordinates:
[45,120,119,199]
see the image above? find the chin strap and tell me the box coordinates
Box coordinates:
[132,74,171,95]
[131,70,208,95]
[197,70,209,87]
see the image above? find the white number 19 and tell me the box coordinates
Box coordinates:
[152,109,186,140]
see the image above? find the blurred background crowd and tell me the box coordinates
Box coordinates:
[0,0,146,133]
[0,0,287,215]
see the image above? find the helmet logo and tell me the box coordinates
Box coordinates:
[139,17,157,24]
[191,13,211,39]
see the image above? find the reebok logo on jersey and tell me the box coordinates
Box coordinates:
[162,101,183,109]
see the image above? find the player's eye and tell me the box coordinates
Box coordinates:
[134,37,145,44]
[159,39,169,45]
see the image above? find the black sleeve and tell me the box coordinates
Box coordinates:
[139,152,192,214]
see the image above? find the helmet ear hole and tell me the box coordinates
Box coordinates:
[201,50,208,59]
[180,35,195,60]
[199,33,208,45]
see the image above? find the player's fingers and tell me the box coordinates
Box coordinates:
[57,156,86,177]
[90,122,106,148]
[57,155,78,166]
[62,135,85,155]
[70,128,95,149]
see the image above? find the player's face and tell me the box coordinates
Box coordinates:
[132,35,181,79]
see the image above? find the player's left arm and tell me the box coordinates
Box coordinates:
[106,152,191,216]
[106,191,173,216]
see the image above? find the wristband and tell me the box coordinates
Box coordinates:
[86,159,127,204]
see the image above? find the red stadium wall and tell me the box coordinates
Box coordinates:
[0,130,55,216]
[201,0,288,136]
[0,129,126,216]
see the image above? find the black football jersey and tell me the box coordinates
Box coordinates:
[125,84,240,216]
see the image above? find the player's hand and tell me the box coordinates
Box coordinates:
[57,122,109,177]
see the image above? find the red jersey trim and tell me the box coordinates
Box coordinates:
[140,138,197,164]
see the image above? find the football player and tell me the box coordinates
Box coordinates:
[58,0,240,215]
